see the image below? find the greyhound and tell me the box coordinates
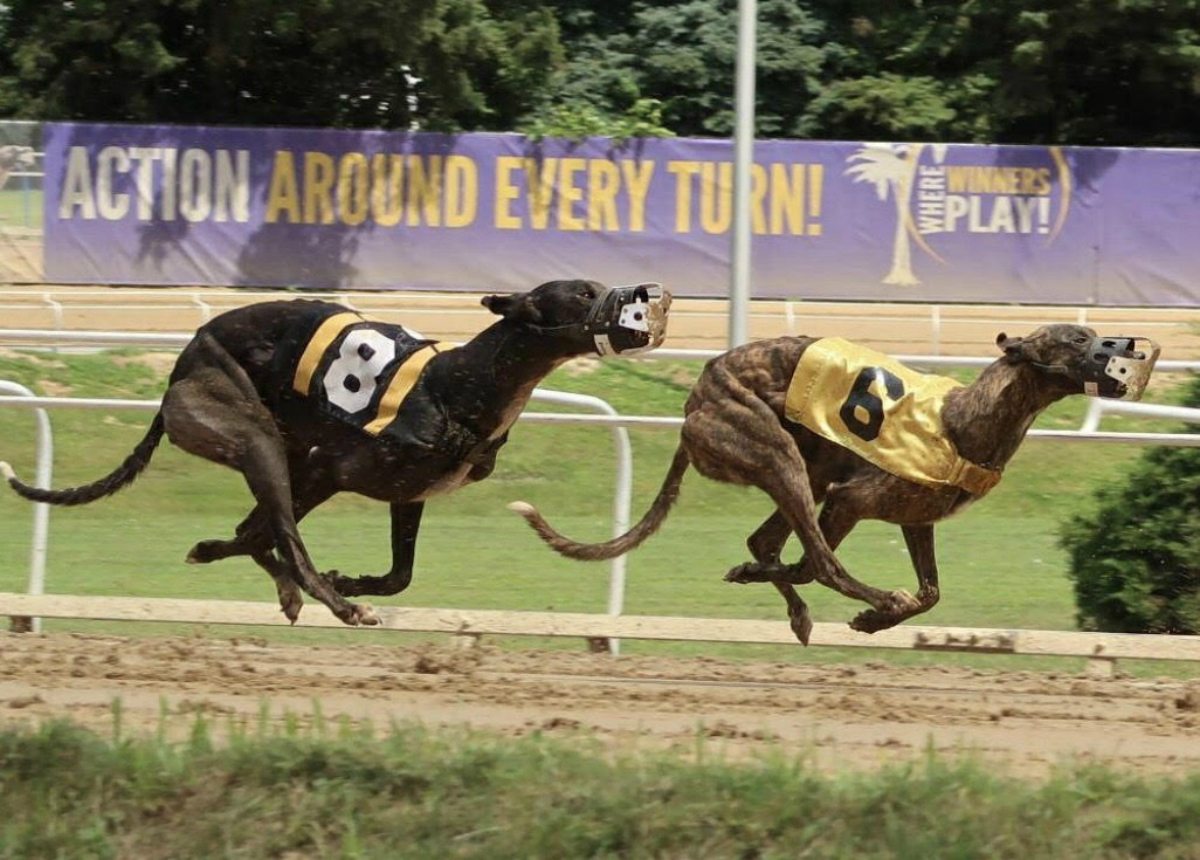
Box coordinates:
[1,279,670,626]
[509,325,1159,644]
[0,145,36,192]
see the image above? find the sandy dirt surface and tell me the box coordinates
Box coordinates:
[3,631,1200,778]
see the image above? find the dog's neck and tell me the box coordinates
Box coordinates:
[943,359,1074,471]
[464,318,580,380]
[429,320,580,437]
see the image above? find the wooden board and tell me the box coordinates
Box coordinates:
[5,593,1200,662]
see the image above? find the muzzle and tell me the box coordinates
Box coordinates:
[583,283,671,356]
[1080,336,1160,400]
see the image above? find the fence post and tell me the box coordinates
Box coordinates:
[0,381,54,633]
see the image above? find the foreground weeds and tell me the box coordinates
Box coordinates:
[2,717,1200,859]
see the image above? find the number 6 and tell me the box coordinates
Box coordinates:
[839,366,905,442]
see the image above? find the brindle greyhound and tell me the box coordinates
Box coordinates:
[1,279,670,626]
[510,325,1159,644]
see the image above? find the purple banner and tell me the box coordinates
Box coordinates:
[33,121,1200,305]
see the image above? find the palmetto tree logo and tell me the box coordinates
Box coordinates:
[845,143,948,287]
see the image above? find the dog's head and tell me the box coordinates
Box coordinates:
[0,145,35,171]
[996,324,1160,400]
[481,279,671,356]
[0,145,36,191]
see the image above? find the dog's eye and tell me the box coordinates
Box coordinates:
[1073,336,1088,345]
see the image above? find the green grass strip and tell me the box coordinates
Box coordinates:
[2,717,1199,859]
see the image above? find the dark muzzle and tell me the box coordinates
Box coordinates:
[1080,336,1160,400]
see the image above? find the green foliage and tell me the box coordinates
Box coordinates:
[800,72,959,140]
[812,0,1200,145]
[1,0,1197,144]
[4,718,1200,857]
[1061,374,1200,633]
[521,97,674,142]
[0,0,562,131]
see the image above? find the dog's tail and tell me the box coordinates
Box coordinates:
[1,413,166,506]
[508,443,690,561]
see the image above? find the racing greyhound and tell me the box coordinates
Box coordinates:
[2,279,671,626]
[509,325,1158,644]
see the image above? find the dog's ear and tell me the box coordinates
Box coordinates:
[996,332,1025,361]
[481,292,544,325]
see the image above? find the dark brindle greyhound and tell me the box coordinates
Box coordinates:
[510,325,1158,644]
[1,279,670,626]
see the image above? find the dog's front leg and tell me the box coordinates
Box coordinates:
[328,501,424,597]
[850,524,939,633]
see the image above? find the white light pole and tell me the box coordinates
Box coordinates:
[729,0,757,348]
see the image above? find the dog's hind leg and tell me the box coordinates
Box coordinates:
[726,511,817,643]
[185,480,335,623]
[684,396,911,621]
[162,364,376,627]
[327,501,424,597]
[236,431,377,626]
[726,502,862,645]
[186,475,334,565]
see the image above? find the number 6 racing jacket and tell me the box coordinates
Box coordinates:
[783,337,1001,497]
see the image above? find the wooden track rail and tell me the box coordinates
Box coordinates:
[4,593,1199,667]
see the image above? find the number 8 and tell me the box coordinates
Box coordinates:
[839,366,905,442]
[323,329,397,414]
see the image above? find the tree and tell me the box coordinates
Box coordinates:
[1061,375,1200,634]
[808,0,1200,146]
[0,0,564,131]
[530,0,839,139]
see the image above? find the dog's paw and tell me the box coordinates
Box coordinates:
[885,589,920,613]
[274,581,304,624]
[351,603,380,626]
[848,609,891,634]
[186,540,222,565]
[724,562,777,584]
[788,607,814,646]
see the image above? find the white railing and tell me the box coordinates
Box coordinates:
[3,296,1197,359]
[0,382,52,633]
[5,331,1200,376]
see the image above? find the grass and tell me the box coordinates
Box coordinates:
[1,348,1197,674]
[3,716,1200,858]
[0,185,41,230]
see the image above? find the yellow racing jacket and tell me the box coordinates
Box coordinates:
[784,338,1001,496]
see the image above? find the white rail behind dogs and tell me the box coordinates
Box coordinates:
[0,382,52,634]
[4,329,1200,374]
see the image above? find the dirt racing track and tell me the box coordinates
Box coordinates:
[3,632,1200,778]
